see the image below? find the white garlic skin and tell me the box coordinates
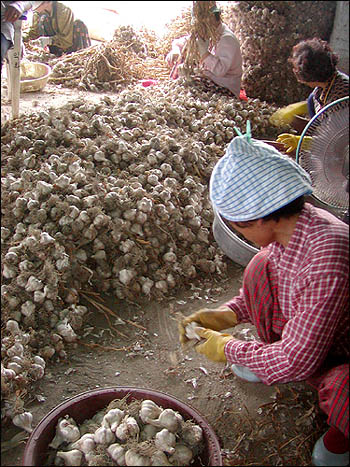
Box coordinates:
[125,449,151,466]
[169,443,193,465]
[150,450,172,466]
[139,399,162,424]
[69,433,95,454]
[148,408,183,433]
[12,411,33,433]
[107,443,126,465]
[49,417,80,449]
[185,321,203,340]
[154,428,176,454]
[181,423,203,447]
[115,416,140,441]
[102,408,125,432]
[94,425,115,445]
[140,423,160,441]
[56,449,83,466]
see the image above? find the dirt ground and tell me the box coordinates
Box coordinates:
[1,81,328,467]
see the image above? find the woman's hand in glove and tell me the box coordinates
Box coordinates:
[277,134,312,153]
[195,329,234,362]
[178,306,238,345]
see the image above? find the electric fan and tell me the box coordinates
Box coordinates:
[296,96,349,219]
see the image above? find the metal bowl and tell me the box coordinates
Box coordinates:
[20,62,51,93]
[213,210,258,267]
[22,387,222,466]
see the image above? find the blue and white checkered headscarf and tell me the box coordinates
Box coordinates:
[209,124,313,221]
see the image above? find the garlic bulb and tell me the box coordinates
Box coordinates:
[169,444,193,465]
[181,423,203,447]
[115,416,139,441]
[56,449,83,466]
[94,425,115,445]
[102,408,125,431]
[12,411,33,433]
[154,428,176,454]
[69,433,95,454]
[49,416,80,449]
[125,448,151,466]
[148,408,183,433]
[150,450,172,466]
[140,424,159,441]
[107,443,126,465]
[139,400,162,424]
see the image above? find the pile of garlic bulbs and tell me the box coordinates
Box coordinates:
[225,1,336,105]
[1,79,283,423]
[47,398,204,466]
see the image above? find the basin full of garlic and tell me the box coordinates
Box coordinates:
[45,397,205,466]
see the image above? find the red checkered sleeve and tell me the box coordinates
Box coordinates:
[224,274,348,385]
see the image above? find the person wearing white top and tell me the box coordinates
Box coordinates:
[166,6,242,98]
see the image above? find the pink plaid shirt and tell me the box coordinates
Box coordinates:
[225,203,349,385]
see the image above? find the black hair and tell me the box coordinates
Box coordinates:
[229,196,306,228]
[262,195,306,222]
[288,37,338,83]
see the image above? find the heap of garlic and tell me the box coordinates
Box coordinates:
[47,397,205,466]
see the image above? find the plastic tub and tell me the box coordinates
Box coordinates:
[213,210,259,267]
[20,62,52,93]
[22,387,222,466]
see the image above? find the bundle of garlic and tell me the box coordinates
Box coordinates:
[1,77,282,423]
[46,398,204,466]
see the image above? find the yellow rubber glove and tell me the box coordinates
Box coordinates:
[178,306,238,345]
[270,101,308,126]
[276,134,313,153]
[195,328,234,363]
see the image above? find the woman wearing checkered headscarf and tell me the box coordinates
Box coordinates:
[179,128,349,466]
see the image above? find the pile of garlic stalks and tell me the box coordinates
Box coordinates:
[1,78,286,425]
[46,398,204,466]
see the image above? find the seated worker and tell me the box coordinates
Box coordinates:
[23,0,91,57]
[166,5,242,98]
[179,126,349,467]
[275,38,349,154]
[1,0,40,70]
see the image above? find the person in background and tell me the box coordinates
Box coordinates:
[166,5,242,98]
[23,0,91,57]
[179,126,349,467]
[1,0,40,70]
[276,38,349,154]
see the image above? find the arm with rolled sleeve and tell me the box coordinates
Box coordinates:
[224,274,348,385]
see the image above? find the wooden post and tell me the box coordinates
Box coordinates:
[8,19,23,119]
